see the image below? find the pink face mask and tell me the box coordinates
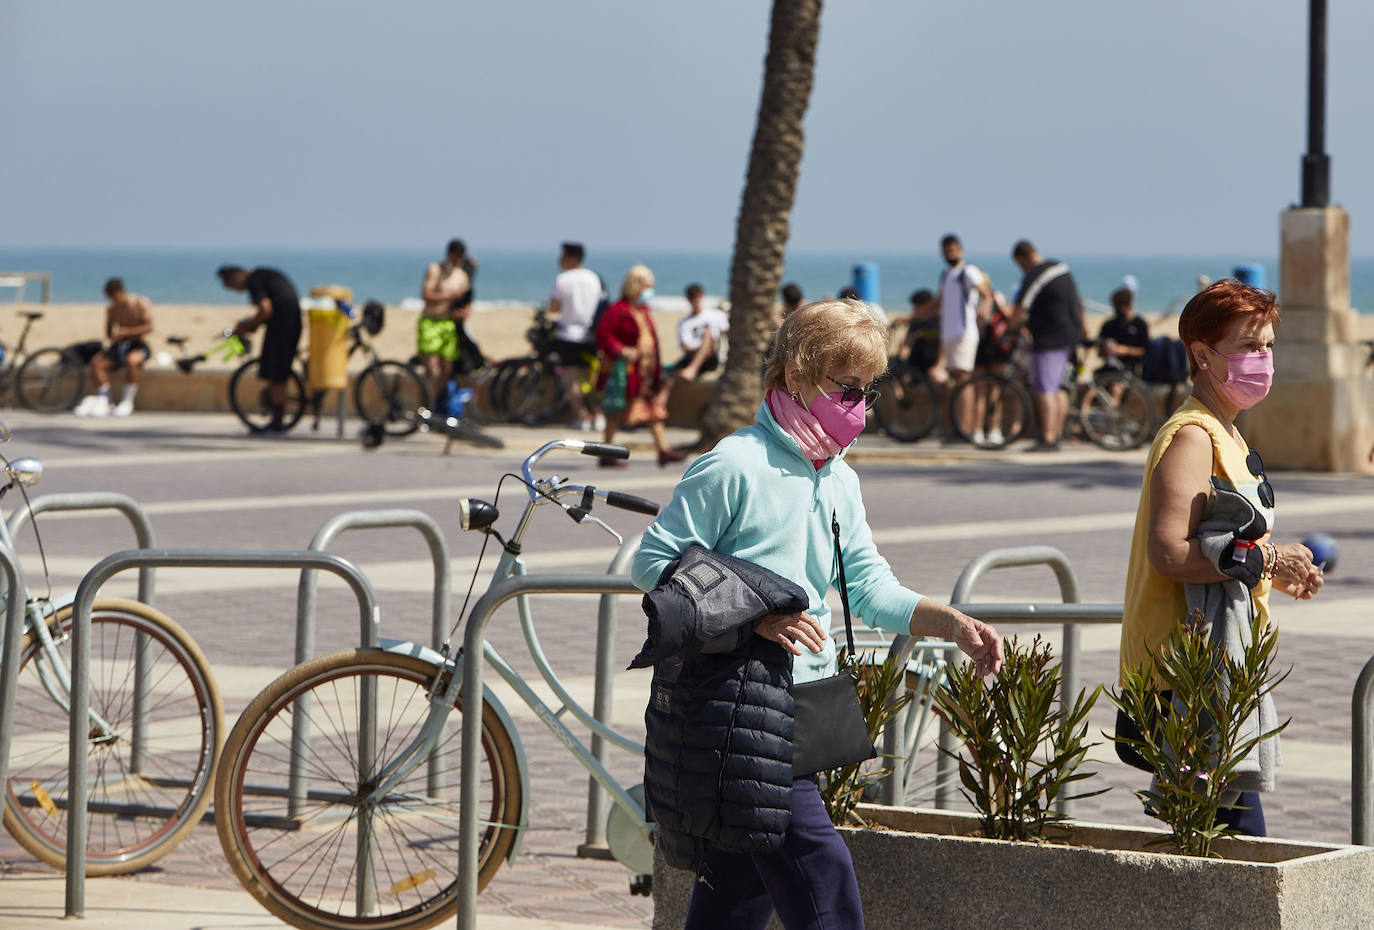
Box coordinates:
[808,387,868,447]
[1203,344,1273,409]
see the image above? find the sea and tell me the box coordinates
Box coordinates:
[4,247,1374,317]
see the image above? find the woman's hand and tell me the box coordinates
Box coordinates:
[911,600,1003,677]
[1272,542,1323,599]
[952,612,1004,677]
[622,347,640,364]
[755,611,828,657]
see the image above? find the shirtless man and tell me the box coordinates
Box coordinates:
[74,277,154,417]
[418,239,473,397]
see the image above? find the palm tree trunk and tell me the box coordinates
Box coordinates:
[698,0,822,448]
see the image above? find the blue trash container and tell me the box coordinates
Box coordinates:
[851,262,881,304]
[1233,263,1267,289]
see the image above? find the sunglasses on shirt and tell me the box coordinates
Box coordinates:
[824,376,881,410]
[1246,448,1276,509]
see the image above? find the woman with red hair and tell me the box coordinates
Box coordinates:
[1117,279,1323,835]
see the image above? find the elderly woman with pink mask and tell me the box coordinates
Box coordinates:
[633,298,1003,930]
[1117,279,1323,837]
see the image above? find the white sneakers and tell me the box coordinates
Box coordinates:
[74,394,111,417]
[74,394,134,417]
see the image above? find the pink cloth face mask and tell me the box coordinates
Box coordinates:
[1203,344,1274,409]
[807,387,868,448]
[766,389,844,460]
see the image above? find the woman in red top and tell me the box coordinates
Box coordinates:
[596,264,686,467]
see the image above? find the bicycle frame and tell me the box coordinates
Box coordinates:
[360,441,651,855]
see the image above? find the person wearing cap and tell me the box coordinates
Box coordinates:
[216,264,303,434]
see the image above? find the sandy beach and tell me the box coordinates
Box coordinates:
[6,301,1370,373]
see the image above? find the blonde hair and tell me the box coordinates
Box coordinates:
[763,298,889,392]
[620,264,655,301]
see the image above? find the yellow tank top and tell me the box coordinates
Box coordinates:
[1119,397,1273,688]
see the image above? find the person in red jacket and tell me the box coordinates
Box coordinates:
[595,264,686,468]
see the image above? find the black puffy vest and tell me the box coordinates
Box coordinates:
[629,547,809,871]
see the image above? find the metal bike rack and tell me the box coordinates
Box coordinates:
[578,531,643,858]
[294,509,450,804]
[0,543,31,809]
[1353,656,1374,844]
[297,508,449,662]
[932,546,1094,817]
[458,572,644,930]
[6,493,161,772]
[63,548,378,918]
[6,491,158,605]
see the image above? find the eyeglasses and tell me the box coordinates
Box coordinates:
[824,376,881,410]
[1246,448,1275,509]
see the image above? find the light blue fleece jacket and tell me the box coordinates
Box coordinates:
[632,399,925,684]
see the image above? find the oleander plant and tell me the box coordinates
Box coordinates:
[1110,609,1289,858]
[937,634,1106,842]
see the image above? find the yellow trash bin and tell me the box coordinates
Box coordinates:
[307,285,353,392]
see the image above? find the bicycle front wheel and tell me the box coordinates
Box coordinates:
[354,361,428,437]
[950,373,1031,449]
[216,648,522,930]
[1079,371,1156,451]
[2,598,223,875]
[228,358,306,432]
[873,359,937,442]
[17,347,85,413]
[507,360,567,426]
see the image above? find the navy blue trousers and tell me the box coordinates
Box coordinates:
[684,776,864,930]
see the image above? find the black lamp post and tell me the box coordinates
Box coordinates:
[1301,0,1331,207]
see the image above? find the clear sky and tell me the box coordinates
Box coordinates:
[4,0,1372,256]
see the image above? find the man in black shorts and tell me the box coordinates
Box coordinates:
[217,264,303,434]
[75,277,155,417]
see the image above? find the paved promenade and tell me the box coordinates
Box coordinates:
[0,409,1370,928]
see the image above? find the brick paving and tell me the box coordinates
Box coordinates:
[2,410,1372,927]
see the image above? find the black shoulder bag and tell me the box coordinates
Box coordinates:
[791,510,878,776]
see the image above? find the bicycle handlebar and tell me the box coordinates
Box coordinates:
[604,491,660,515]
[577,442,629,460]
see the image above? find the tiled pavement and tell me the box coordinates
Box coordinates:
[1,410,1373,928]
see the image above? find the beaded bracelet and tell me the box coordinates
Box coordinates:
[1259,542,1278,582]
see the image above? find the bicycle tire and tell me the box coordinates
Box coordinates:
[485,359,530,421]
[950,373,1031,449]
[354,360,428,437]
[17,347,85,413]
[507,360,567,426]
[2,598,223,875]
[228,358,306,432]
[215,648,522,930]
[1079,370,1156,451]
[873,358,938,443]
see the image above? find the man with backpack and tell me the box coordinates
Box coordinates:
[934,234,992,441]
[1010,239,1084,451]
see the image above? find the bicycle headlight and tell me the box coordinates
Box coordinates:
[457,498,499,532]
[7,457,42,487]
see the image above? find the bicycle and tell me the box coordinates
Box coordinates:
[950,340,1156,451]
[872,355,940,443]
[174,301,430,436]
[0,422,223,875]
[0,310,91,413]
[479,309,600,426]
[214,438,660,930]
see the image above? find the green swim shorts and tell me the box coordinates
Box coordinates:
[417,315,458,360]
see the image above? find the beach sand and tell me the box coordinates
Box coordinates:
[7,302,1370,372]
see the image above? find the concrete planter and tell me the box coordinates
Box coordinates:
[653,805,1374,929]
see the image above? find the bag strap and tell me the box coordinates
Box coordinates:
[830,509,856,659]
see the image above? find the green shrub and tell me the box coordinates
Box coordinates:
[936,635,1105,842]
[1109,609,1289,857]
